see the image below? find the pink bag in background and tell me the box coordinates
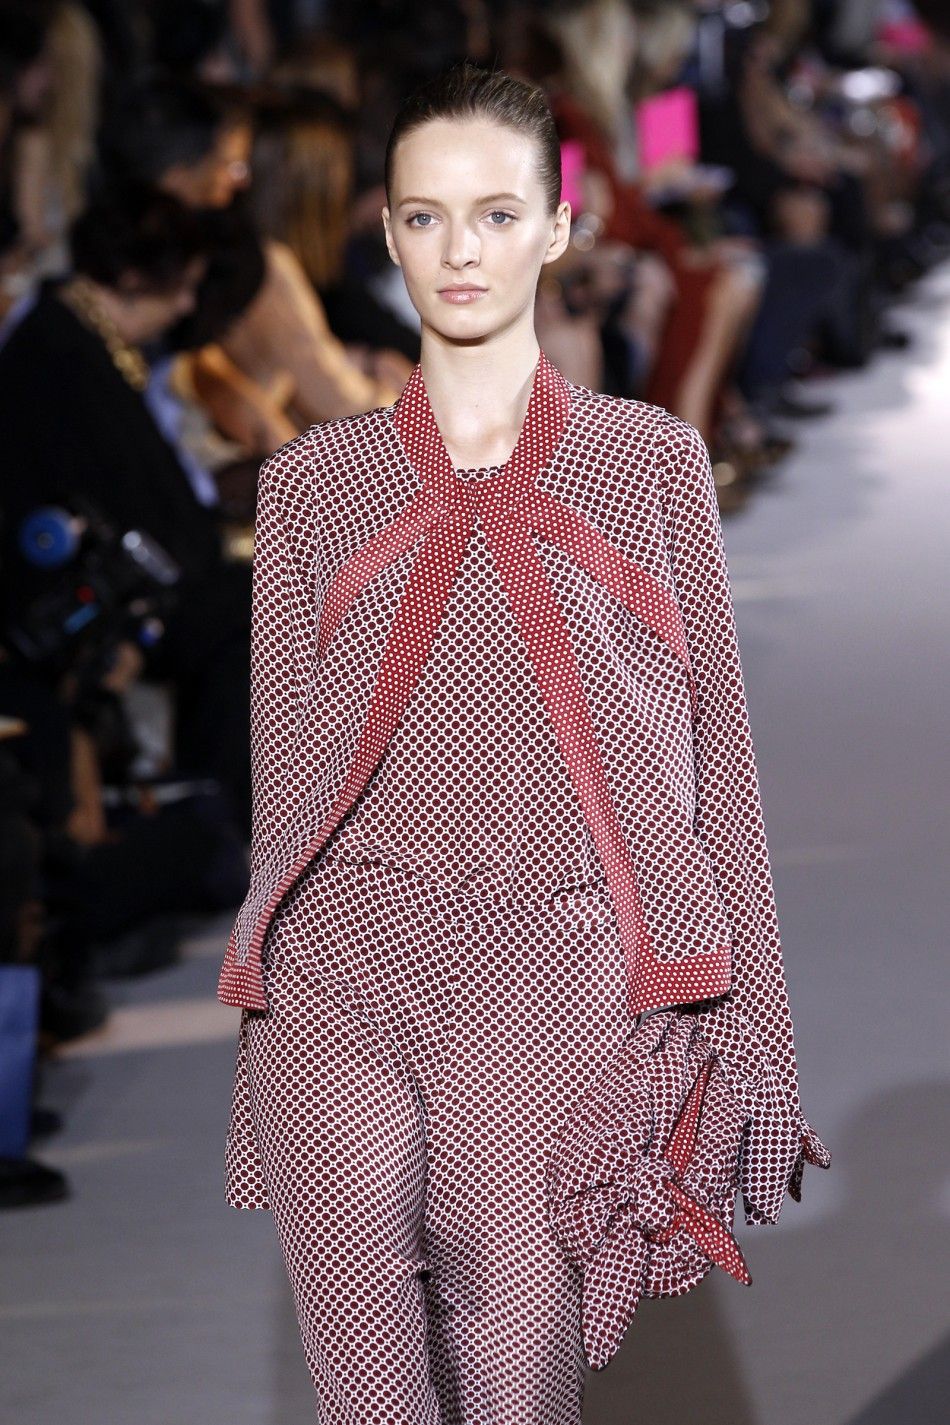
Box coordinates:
[634,85,700,172]
[559,140,587,210]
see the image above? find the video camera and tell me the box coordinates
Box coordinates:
[5,498,181,691]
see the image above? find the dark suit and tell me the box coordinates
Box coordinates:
[0,280,252,831]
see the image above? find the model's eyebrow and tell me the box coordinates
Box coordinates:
[397,192,527,207]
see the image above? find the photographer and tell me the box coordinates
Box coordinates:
[0,181,254,838]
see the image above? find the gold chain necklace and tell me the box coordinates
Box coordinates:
[57,276,151,392]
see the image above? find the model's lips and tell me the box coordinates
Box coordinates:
[437,285,488,304]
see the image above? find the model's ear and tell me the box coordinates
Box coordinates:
[381,208,401,267]
[542,200,572,266]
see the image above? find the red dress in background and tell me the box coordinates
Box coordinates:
[550,89,721,413]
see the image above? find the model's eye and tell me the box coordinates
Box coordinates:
[407,211,435,227]
[487,211,515,225]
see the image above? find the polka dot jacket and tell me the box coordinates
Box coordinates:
[216,349,831,1228]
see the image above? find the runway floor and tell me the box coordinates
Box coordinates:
[3,264,949,1424]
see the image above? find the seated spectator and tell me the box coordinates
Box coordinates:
[522,0,770,456]
[100,73,402,435]
[0,0,55,322]
[699,13,901,373]
[249,83,417,393]
[5,3,102,290]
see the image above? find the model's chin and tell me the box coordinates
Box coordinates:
[421,296,526,346]
[422,306,501,344]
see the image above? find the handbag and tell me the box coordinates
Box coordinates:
[544,999,829,1371]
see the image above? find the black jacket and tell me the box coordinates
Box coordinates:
[0,280,223,615]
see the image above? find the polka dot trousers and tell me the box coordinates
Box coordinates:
[225,852,636,1422]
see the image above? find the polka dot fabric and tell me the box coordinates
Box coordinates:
[219,350,831,1413]
[546,1007,767,1373]
[229,853,633,1421]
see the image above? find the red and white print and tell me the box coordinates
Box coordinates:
[220,350,830,1419]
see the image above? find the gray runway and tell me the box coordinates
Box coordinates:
[3,265,949,1424]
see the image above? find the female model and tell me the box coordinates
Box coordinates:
[217,61,830,1424]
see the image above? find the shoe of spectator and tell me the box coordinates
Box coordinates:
[710,459,751,516]
[0,1155,70,1209]
[88,914,184,979]
[30,1105,64,1139]
[39,978,110,1046]
[755,428,796,466]
[773,385,835,420]
[878,326,912,351]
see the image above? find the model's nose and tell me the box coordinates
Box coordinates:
[441,220,480,270]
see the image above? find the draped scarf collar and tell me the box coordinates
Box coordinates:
[308,348,731,1019]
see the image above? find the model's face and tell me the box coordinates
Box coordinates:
[382,118,570,344]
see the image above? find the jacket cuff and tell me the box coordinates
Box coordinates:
[744,1109,832,1225]
[787,1113,833,1204]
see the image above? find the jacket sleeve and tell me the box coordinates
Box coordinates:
[217,434,323,1008]
[653,410,831,1224]
[245,439,321,889]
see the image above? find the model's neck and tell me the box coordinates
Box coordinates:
[418,326,542,472]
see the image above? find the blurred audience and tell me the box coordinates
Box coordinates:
[0,184,253,1205]
[525,0,774,458]
[1,0,949,1207]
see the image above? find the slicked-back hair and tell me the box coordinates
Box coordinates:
[384,60,562,216]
